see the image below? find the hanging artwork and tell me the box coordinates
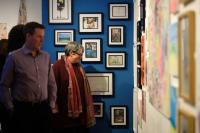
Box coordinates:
[146,0,170,117]
[49,0,72,23]
[170,0,179,14]
[0,23,7,39]
[18,0,27,24]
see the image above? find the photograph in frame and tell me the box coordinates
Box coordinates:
[54,29,74,46]
[109,3,129,19]
[81,38,102,63]
[111,106,127,126]
[108,26,124,46]
[79,13,103,33]
[93,102,104,118]
[86,72,113,96]
[56,51,65,60]
[49,0,72,23]
[106,52,126,69]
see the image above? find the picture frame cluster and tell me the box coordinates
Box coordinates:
[49,0,130,128]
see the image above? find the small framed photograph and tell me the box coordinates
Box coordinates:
[108,25,124,46]
[79,13,103,33]
[178,11,195,105]
[86,72,114,96]
[54,29,74,46]
[110,106,128,127]
[106,52,126,69]
[93,102,104,118]
[109,3,129,19]
[49,0,72,24]
[56,51,65,60]
[81,38,102,63]
[178,110,195,133]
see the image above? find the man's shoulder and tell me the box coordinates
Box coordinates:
[40,50,50,58]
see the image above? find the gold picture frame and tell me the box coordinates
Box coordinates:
[180,0,193,5]
[178,110,195,133]
[178,11,195,105]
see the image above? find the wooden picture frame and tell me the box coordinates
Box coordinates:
[106,52,126,69]
[93,102,104,118]
[86,72,114,96]
[54,29,74,46]
[178,110,195,133]
[109,3,129,20]
[180,0,193,5]
[178,11,195,105]
[108,25,125,46]
[110,105,128,127]
[49,0,72,24]
[81,38,102,63]
[79,13,103,33]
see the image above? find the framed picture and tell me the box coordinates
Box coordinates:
[178,11,195,105]
[93,102,104,118]
[81,38,102,63]
[79,13,103,33]
[108,25,124,46]
[56,51,65,60]
[137,67,142,89]
[49,0,72,24]
[110,106,128,127]
[137,44,141,65]
[86,72,114,96]
[54,29,74,46]
[109,3,129,19]
[178,110,195,133]
[106,52,126,69]
[180,0,193,5]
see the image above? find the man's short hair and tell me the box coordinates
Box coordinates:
[23,22,45,36]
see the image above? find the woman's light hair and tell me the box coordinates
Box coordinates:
[64,41,84,56]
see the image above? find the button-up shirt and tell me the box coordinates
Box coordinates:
[0,46,57,110]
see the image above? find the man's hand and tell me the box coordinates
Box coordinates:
[51,104,58,114]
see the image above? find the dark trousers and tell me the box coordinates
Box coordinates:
[52,127,90,133]
[0,103,13,133]
[12,100,52,133]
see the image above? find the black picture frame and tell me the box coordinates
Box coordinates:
[86,72,114,96]
[54,29,75,46]
[49,0,72,24]
[110,105,128,127]
[81,38,102,63]
[93,102,104,118]
[78,13,103,33]
[108,25,125,46]
[109,3,129,20]
[137,67,142,89]
[105,52,126,69]
[56,51,65,60]
[137,44,141,65]
[137,20,142,42]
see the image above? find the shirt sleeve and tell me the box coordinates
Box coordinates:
[0,54,14,110]
[48,61,57,109]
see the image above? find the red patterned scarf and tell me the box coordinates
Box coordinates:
[64,57,96,127]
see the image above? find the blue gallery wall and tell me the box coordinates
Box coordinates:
[42,0,133,132]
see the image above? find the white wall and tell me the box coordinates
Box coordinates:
[134,0,200,133]
[0,0,42,37]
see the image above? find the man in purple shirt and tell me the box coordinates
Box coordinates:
[0,22,57,133]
